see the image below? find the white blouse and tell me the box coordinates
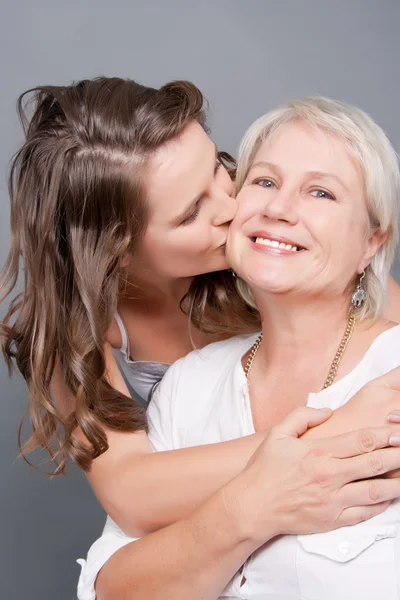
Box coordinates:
[77,326,400,600]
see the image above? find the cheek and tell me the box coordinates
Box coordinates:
[334,213,368,256]
[235,186,263,219]
[141,226,180,264]
[226,193,255,259]
[316,216,368,281]
[141,236,165,268]
[236,186,251,206]
[182,237,207,257]
[307,205,364,251]
[226,222,243,267]
[221,168,235,196]
[230,202,250,229]
[174,227,213,261]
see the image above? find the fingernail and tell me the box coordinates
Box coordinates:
[389,434,400,446]
[388,415,400,423]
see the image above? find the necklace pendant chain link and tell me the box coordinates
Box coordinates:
[245,308,357,391]
[244,332,263,378]
[322,308,356,389]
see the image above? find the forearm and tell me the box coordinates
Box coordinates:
[96,483,262,600]
[94,405,400,600]
[90,343,265,536]
[303,387,399,442]
[95,433,264,536]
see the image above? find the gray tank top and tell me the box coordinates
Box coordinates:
[113,312,170,407]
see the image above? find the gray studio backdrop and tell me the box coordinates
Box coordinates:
[1,1,400,599]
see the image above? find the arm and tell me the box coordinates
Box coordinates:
[85,350,400,537]
[385,275,400,323]
[96,483,261,600]
[95,408,400,600]
[88,425,263,537]
[304,365,400,442]
[57,347,400,538]
[51,345,264,537]
[89,346,266,536]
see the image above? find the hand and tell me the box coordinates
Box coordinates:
[302,367,400,442]
[304,366,400,478]
[335,365,400,429]
[224,407,400,545]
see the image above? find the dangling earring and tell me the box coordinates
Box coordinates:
[230,269,237,278]
[351,270,367,308]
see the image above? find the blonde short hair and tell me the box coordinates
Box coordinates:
[235,97,400,319]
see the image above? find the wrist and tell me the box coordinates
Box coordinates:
[221,471,279,546]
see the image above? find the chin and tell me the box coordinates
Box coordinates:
[204,259,230,275]
[214,254,231,270]
[244,272,293,295]
[190,261,229,278]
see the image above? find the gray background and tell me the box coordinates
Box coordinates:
[1,1,399,598]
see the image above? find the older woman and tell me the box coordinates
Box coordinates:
[82,97,400,599]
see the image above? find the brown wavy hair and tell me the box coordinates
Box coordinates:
[0,77,258,474]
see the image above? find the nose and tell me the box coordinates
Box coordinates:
[263,187,299,225]
[211,182,238,227]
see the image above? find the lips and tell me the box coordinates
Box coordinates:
[250,233,306,252]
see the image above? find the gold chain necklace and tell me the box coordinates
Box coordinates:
[244,307,357,390]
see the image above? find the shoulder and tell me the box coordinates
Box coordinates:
[364,324,400,373]
[344,325,400,398]
[147,333,258,446]
[187,332,259,362]
[106,316,123,350]
[161,332,259,391]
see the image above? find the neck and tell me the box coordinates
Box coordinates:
[122,274,193,303]
[256,291,353,366]
[121,269,194,306]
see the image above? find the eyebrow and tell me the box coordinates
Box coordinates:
[248,161,349,191]
[174,144,219,223]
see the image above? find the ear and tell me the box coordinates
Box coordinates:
[357,228,388,274]
[120,251,131,269]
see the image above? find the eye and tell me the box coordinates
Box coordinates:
[254,178,276,189]
[310,189,336,200]
[214,158,222,175]
[181,200,202,226]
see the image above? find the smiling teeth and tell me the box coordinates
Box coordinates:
[255,237,298,251]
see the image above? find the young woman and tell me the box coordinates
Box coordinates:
[81,96,400,599]
[2,78,400,599]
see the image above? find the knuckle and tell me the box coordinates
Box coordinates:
[368,452,384,475]
[357,429,376,453]
[353,508,368,525]
[319,512,333,530]
[369,481,382,503]
[361,502,388,523]
[314,489,332,511]
[293,407,308,419]
[313,466,334,488]
[342,506,374,527]
[321,496,341,528]
[307,444,329,460]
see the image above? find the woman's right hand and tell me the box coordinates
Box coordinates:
[223,406,400,545]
